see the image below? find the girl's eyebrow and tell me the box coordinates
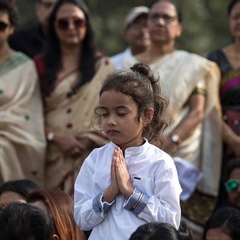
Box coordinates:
[97,105,128,110]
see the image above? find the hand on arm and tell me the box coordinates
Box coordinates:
[45,127,83,156]
[163,94,205,155]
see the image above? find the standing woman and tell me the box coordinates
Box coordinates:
[0,0,46,186]
[34,0,115,194]
[208,0,240,209]
[125,0,222,197]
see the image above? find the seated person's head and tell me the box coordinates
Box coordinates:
[27,189,84,240]
[203,207,240,240]
[224,158,240,209]
[0,179,40,207]
[0,202,58,240]
[129,222,182,240]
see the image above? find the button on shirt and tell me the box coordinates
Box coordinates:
[74,140,182,240]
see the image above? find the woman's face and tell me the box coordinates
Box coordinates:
[147,1,182,44]
[229,1,240,40]
[0,191,25,206]
[205,227,232,240]
[0,11,14,46]
[54,3,87,47]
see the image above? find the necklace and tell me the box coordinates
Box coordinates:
[0,49,11,65]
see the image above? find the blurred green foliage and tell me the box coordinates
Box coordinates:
[15,0,231,57]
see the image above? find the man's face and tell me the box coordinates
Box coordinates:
[35,0,57,28]
[125,14,150,54]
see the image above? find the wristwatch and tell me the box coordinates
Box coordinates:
[171,134,180,145]
[47,131,55,141]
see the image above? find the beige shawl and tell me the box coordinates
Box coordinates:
[125,50,222,196]
[0,52,46,187]
[44,57,115,193]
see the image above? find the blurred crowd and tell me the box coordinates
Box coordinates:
[0,0,240,240]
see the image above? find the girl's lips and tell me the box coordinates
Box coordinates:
[107,129,119,134]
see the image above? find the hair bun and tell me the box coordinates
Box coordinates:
[130,63,155,83]
[130,63,150,77]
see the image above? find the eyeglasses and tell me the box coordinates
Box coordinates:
[225,179,240,192]
[0,21,10,31]
[148,13,177,24]
[56,18,86,31]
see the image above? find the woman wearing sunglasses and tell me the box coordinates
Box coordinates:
[34,0,115,195]
[215,158,240,211]
[0,0,46,186]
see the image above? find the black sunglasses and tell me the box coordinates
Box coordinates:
[56,18,86,31]
[0,21,10,31]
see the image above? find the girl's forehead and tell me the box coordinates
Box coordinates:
[99,90,136,107]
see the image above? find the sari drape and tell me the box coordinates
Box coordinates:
[0,52,46,186]
[44,57,115,194]
[125,50,222,196]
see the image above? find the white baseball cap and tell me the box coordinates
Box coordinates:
[124,6,150,29]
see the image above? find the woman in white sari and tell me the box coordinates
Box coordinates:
[124,0,222,230]
[0,0,46,186]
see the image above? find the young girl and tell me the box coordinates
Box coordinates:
[74,63,182,240]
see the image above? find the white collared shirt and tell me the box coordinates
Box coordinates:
[74,140,182,240]
[111,48,133,70]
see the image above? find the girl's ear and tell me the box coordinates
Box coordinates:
[143,108,154,125]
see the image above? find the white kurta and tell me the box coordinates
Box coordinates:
[74,140,181,240]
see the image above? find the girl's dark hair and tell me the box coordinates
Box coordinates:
[129,222,182,240]
[227,0,240,16]
[95,63,168,143]
[41,0,96,97]
[150,0,183,22]
[0,0,18,27]
[0,179,40,198]
[203,207,240,240]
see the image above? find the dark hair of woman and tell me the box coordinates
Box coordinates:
[0,0,18,27]
[227,0,240,16]
[0,179,40,198]
[224,158,240,182]
[41,0,96,97]
[203,207,240,240]
[149,0,183,23]
[95,63,168,144]
[129,222,182,240]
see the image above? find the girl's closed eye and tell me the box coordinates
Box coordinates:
[95,107,109,117]
[117,111,127,116]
